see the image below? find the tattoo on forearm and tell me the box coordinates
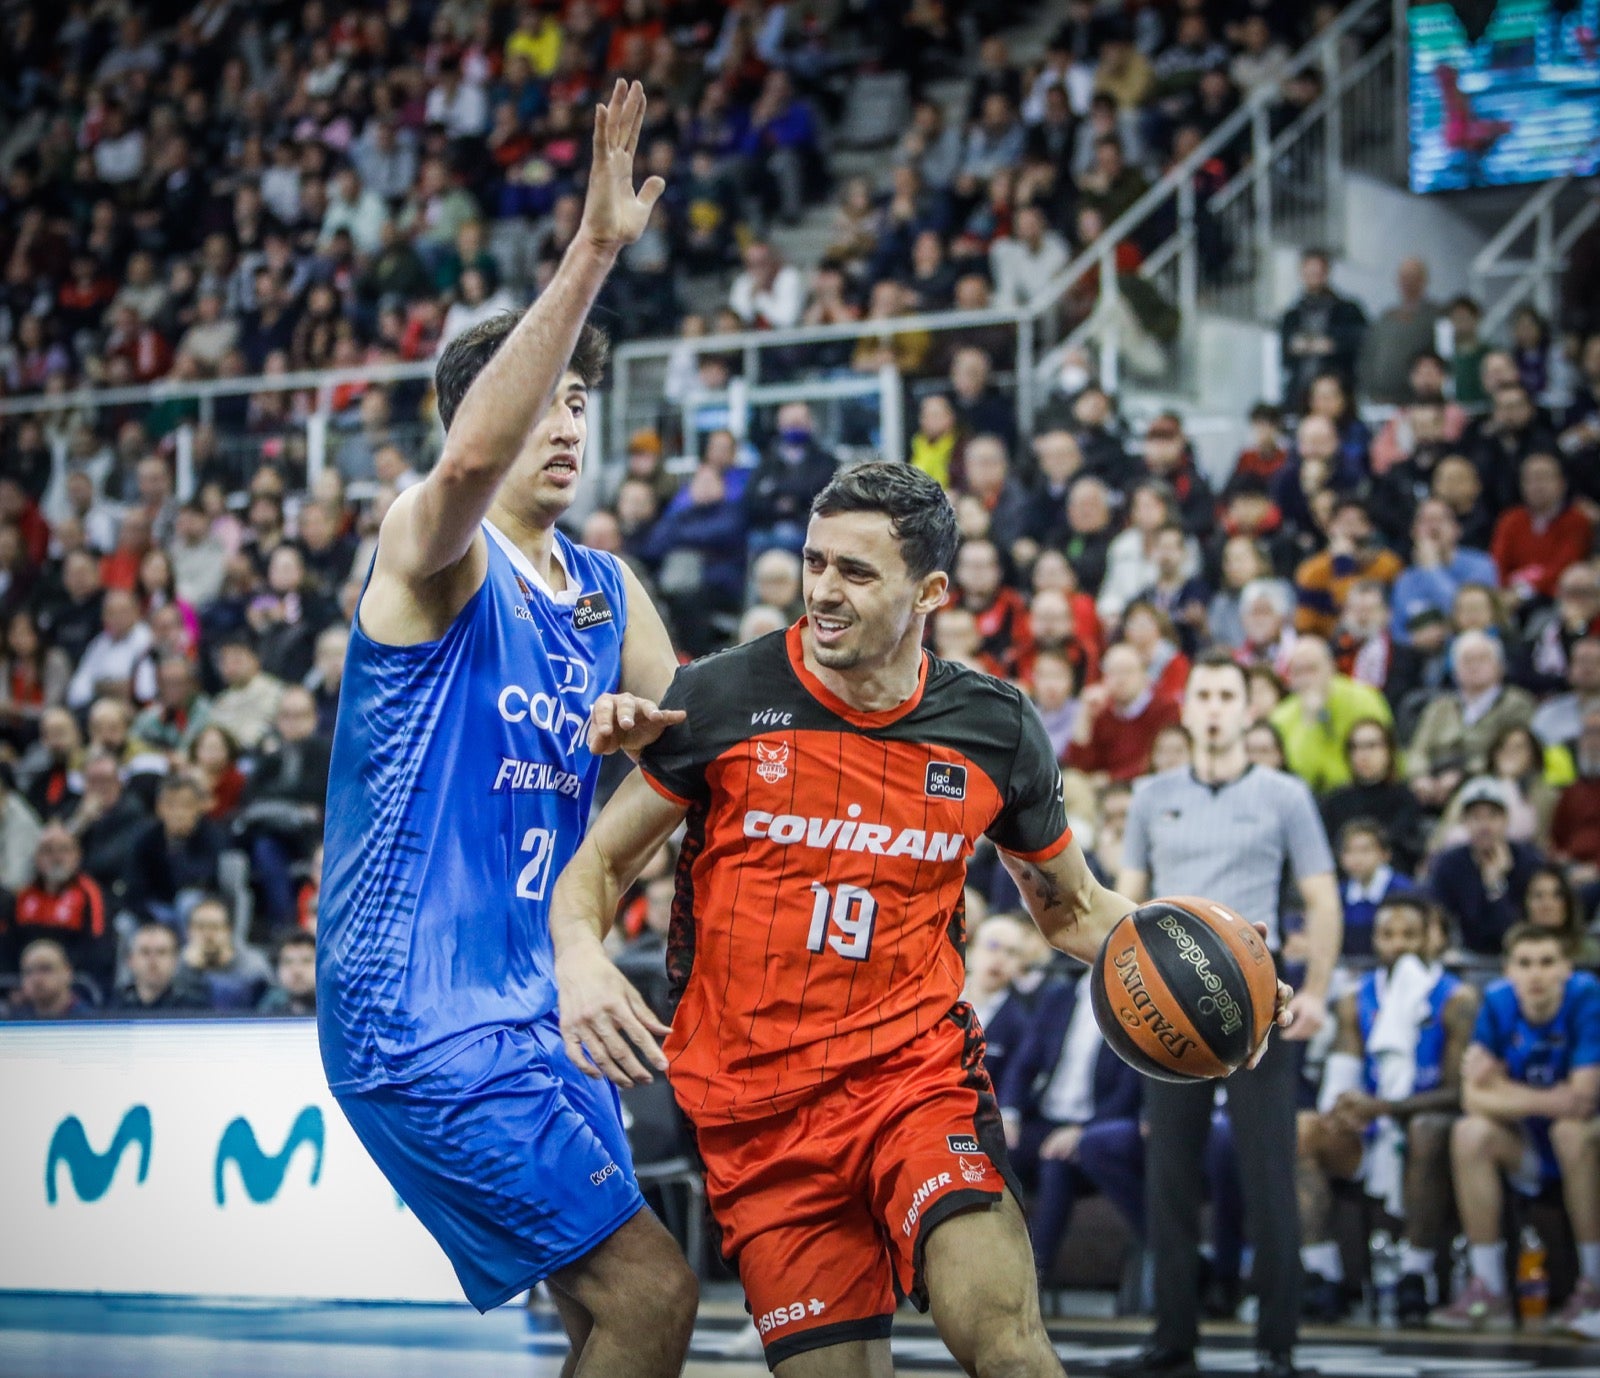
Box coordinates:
[1019,862,1066,911]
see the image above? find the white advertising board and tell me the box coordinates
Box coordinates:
[0,1020,466,1302]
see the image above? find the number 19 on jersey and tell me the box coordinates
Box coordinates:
[806,882,878,961]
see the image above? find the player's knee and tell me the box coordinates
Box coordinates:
[970,1323,1058,1378]
[646,1253,700,1337]
[1550,1116,1600,1162]
[1451,1113,1497,1159]
[1408,1111,1453,1160]
[1295,1110,1322,1157]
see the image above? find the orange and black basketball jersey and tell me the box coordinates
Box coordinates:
[639,622,1072,1126]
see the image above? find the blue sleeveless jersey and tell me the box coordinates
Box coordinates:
[317,524,628,1094]
[1471,970,1600,1091]
[1357,967,1460,1096]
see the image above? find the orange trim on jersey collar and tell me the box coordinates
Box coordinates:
[785,619,929,729]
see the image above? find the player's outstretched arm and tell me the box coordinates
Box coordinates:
[587,562,685,758]
[381,80,665,586]
[549,769,688,1086]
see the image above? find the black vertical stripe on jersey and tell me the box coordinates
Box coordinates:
[1137,903,1254,1069]
[666,804,708,1009]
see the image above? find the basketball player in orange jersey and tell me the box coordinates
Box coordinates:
[550,463,1294,1375]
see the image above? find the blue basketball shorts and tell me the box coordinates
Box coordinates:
[335,1017,646,1310]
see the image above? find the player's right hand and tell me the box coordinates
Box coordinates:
[580,79,666,253]
[556,940,671,1087]
[587,692,686,758]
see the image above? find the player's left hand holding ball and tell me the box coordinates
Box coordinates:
[1248,967,1297,1069]
[557,939,672,1087]
[587,693,685,758]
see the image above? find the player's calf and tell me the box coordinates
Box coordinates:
[925,1193,1065,1378]
[552,1211,698,1377]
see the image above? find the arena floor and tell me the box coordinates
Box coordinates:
[1,1291,1598,1378]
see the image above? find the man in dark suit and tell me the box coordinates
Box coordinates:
[1000,972,1145,1277]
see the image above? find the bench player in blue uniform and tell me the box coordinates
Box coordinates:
[1295,894,1477,1323]
[317,82,696,1377]
[1432,923,1600,1333]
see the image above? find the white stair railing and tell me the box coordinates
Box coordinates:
[1469,175,1600,340]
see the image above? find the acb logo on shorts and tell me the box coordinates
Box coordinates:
[925,762,967,801]
[946,1134,980,1154]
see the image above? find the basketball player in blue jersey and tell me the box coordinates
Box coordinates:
[317,82,697,1376]
[1433,923,1600,1333]
[1295,895,1477,1324]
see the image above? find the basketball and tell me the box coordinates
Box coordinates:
[1090,896,1279,1083]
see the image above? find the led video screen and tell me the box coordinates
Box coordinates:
[1408,0,1600,191]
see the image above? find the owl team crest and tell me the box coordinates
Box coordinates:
[755,741,790,784]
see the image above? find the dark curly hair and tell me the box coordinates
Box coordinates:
[434,315,610,433]
[811,461,958,580]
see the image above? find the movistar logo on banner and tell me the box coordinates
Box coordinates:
[46,1106,153,1205]
[215,1107,325,1205]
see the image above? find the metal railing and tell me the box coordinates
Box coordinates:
[1469,175,1600,341]
[3,0,1397,484]
[0,360,455,500]
[1079,24,1399,386]
[610,0,1394,439]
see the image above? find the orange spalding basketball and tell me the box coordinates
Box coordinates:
[1090,896,1279,1082]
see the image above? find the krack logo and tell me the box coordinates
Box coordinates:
[572,592,614,631]
[214,1107,324,1206]
[46,1105,152,1205]
[925,762,967,801]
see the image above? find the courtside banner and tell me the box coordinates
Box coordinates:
[0,1021,463,1302]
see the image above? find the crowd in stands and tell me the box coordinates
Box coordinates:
[2,0,1599,1339]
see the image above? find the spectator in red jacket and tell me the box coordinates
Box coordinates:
[950,537,1034,678]
[1490,452,1593,604]
[1065,641,1182,784]
[4,825,112,995]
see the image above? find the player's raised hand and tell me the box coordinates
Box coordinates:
[556,939,671,1087]
[587,692,685,758]
[581,79,665,253]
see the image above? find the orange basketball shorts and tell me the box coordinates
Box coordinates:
[690,1004,1021,1369]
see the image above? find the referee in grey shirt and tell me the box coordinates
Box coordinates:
[1113,649,1340,1378]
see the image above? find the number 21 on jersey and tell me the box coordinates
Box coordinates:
[807,882,878,960]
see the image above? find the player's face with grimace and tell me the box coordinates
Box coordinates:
[500,371,589,517]
[802,510,948,672]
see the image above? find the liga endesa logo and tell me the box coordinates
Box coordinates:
[44,1105,326,1207]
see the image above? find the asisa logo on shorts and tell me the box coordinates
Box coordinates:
[946,1134,980,1155]
[572,591,614,631]
[925,762,967,801]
